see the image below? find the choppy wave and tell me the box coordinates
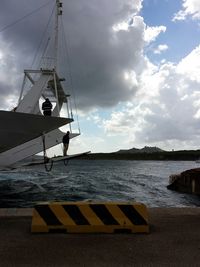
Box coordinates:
[0,160,199,208]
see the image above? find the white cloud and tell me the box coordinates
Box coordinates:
[153,44,169,54]
[176,46,200,82]
[173,0,200,21]
[112,21,130,32]
[144,25,166,43]
[102,45,200,151]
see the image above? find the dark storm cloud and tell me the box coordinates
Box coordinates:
[0,80,17,108]
[61,0,145,110]
[0,0,54,51]
[0,0,144,110]
[0,81,11,96]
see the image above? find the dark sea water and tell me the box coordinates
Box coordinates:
[0,160,199,208]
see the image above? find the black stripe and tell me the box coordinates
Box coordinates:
[35,205,62,225]
[62,205,90,225]
[118,205,147,225]
[90,204,119,225]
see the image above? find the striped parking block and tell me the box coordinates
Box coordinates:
[31,202,149,233]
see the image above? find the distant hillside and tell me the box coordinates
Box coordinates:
[116,146,165,154]
[78,149,200,161]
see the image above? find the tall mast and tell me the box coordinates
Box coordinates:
[54,0,62,71]
[53,0,62,115]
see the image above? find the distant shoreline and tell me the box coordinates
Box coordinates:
[77,150,200,161]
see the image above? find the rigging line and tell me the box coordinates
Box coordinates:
[61,21,76,130]
[0,0,54,34]
[42,134,53,172]
[30,2,56,69]
[59,25,73,125]
[38,37,51,69]
[61,17,81,134]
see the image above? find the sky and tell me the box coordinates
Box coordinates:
[1,0,200,154]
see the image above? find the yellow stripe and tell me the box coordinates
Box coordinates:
[32,209,47,226]
[49,204,76,226]
[134,204,148,222]
[78,204,104,225]
[105,205,133,226]
[32,202,149,234]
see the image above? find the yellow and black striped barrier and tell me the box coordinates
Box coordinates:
[31,201,149,233]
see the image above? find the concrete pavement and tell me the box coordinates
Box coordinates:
[0,207,200,266]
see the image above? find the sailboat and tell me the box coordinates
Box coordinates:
[0,1,87,170]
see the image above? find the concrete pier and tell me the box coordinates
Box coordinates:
[0,208,200,266]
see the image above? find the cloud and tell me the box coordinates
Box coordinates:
[144,25,166,43]
[153,44,168,54]
[0,0,55,109]
[1,1,199,153]
[176,46,200,82]
[173,0,200,21]
[0,36,21,108]
[102,45,200,150]
[0,0,167,112]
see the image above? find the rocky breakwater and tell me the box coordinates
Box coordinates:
[167,168,200,195]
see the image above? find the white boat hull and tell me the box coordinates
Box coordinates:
[0,128,79,168]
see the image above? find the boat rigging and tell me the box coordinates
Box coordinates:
[0,0,89,170]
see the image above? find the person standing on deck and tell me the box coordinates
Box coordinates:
[42,98,52,116]
[62,131,70,156]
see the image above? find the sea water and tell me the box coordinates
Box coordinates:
[0,160,199,208]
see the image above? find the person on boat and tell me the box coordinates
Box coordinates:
[42,98,52,116]
[62,131,70,156]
